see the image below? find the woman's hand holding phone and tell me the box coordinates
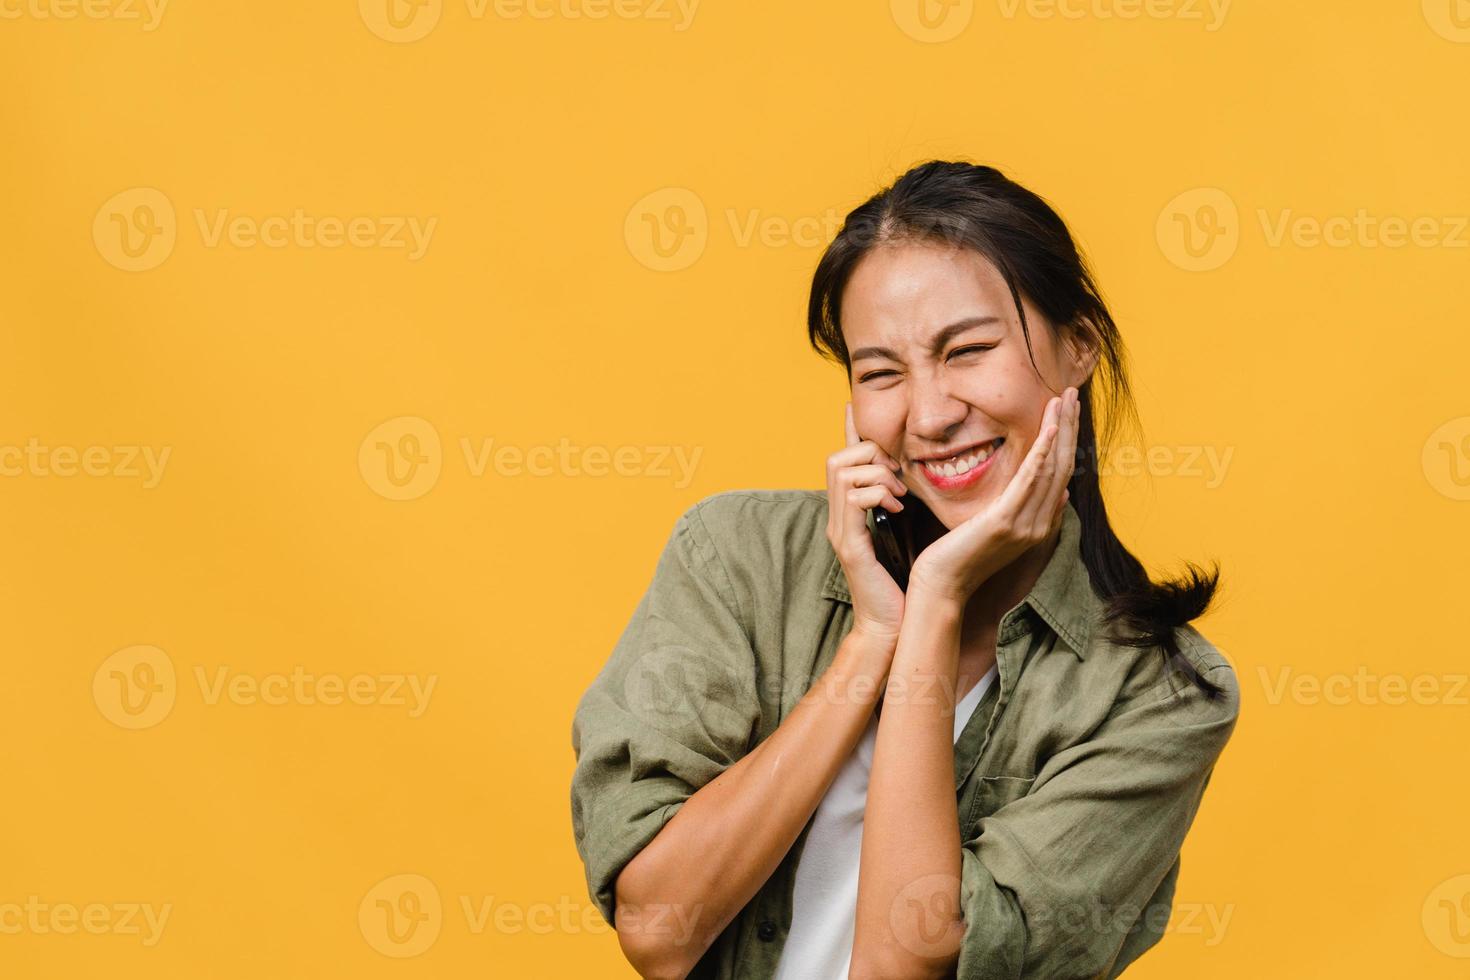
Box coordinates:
[825,403,909,646]
[907,386,1082,604]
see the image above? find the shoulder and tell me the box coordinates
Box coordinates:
[1097,620,1241,730]
[679,488,828,545]
[1172,623,1236,685]
[669,488,837,607]
[1173,624,1241,725]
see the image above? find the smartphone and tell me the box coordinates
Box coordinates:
[870,492,937,593]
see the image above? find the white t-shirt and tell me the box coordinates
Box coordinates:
[772,663,999,980]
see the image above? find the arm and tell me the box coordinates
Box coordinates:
[952,653,1239,978]
[574,410,913,978]
[850,388,1080,979]
[850,588,969,980]
[615,625,896,979]
[570,495,904,980]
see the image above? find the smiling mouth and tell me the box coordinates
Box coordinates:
[916,438,1004,479]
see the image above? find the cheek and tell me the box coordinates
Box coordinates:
[851,400,905,450]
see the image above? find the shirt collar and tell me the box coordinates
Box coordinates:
[820,499,1101,660]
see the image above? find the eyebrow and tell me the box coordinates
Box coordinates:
[849,316,1003,363]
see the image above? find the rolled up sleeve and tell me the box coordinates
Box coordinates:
[569,501,762,927]
[957,658,1241,979]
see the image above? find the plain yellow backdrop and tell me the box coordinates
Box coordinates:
[3,0,1469,976]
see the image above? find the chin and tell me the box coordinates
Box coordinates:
[922,496,982,531]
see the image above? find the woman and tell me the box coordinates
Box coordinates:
[571,160,1239,980]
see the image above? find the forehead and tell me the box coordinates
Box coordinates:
[840,241,1013,342]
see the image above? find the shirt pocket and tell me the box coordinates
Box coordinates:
[964,773,1038,833]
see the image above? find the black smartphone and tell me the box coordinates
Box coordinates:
[870,492,937,593]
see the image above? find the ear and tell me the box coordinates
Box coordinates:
[1061,327,1101,388]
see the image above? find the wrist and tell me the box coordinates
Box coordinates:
[907,557,990,608]
[847,620,901,653]
[900,584,969,623]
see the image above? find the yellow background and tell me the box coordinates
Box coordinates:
[3,0,1469,975]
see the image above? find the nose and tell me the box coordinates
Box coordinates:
[906,372,968,450]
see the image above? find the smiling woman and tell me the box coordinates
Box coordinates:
[570,160,1240,980]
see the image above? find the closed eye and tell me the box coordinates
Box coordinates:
[860,344,993,383]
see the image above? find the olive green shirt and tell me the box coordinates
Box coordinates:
[570,490,1239,979]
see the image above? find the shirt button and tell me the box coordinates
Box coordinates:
[756,920,777,942]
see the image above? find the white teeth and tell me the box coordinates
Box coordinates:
[922,440,999,479]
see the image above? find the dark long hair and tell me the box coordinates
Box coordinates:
[807,160,1225,699]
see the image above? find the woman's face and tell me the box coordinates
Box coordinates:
[840,239,1096,530]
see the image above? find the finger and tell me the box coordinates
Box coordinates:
[848,484,903,513]
[836,462,908,499]
[827,439,901,477]
[997,396,1060,518]
[1035,388,1080,525]
[845,402,859,449]
[828,452,903,542]
[1059,390,1080,487]
[838,485,901,559]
